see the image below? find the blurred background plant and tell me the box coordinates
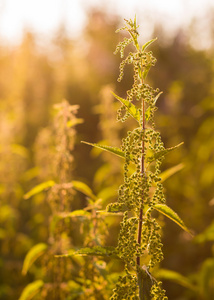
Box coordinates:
[0,3,214,299]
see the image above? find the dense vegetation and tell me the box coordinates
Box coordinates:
[0,10,214,300]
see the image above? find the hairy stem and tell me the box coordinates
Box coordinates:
[137,87,146,299]
[137,72,145,263]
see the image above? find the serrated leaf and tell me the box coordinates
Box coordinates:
[147,142,184,163]
[24,180,55,199]
[156,268,196,291]
[57,246,116,258]
[18,280,44,300]
[160,163,184,182]
[72,180,97,201]
[22,243,48,275]
[74,246,117,257]
[81,141,125,159]
[153,204,192,235]
[111,92,141,122]
[106,202,130,213]
[142,38,157,52]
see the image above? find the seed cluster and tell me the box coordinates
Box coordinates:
[111,18,168,299]
[110,272,138,300]
[150,281,168,300]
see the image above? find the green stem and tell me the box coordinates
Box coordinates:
[137,72,145,258]
[137,75,145,298]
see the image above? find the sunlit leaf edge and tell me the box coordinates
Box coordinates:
[56,246,117,258]
[156,268,197,291]
[22,243,48,275]
[142,38,157,52]
[111,91,141,122]
[81,141,125,159]
[160,163,184,183]
[147,142,184,163]
[72,180,97,201]
[18,280,44,300]
[153,204,192,235]
[24,180,55,199]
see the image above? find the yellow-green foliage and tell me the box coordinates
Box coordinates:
[1,9,214,300]
[84,17,188,300]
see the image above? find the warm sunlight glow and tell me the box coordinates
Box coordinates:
[0,0,213,44]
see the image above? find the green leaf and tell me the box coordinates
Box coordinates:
[145,92,163,120]
[59,210,90,219]
[106,202,130,213]
[24,180,55,199]
[153,204,192,235]
[111,92,141,122]
[142,274,153,300]
[142,65,151,80]
[153,91,163,106]
[57,246,117,258]
[22,243,48,275]
[75,246,116,257]
[97,186,118,203]
[147,142,184,163]
[81,141,125,159]
[72,180,97,201]
[18,280,44,300]
[160,163,184,182]
[142,38,157,52]
[137,269,154,300]
[156,268,196,291]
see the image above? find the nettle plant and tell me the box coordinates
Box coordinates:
[19,101,88,300]
[83,17,191,299]
[19,101,112,300]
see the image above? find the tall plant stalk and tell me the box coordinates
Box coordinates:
[83,17,189,299]
[137,74,145,265]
